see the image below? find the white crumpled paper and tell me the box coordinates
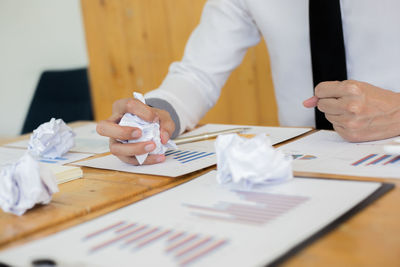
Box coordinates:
[0,153,59,216]
[118,92,177,164]
[215,134,293,187]
[28,118,75,159]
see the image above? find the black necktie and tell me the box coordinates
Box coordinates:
[309,0,347,130]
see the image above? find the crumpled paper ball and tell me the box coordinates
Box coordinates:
[119,92,177,164]
[215,134,293,187]
[28,118,75,159]
[0,153,59,216]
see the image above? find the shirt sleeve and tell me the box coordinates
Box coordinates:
[145,0,261,134]
[145,97,181,139]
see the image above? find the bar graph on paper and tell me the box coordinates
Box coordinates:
[81,221,228,266]
[75,140,217,177]
[165,150,215,164]
[351,154,400,167]
[184,191,309,226]
[78,191,309,266]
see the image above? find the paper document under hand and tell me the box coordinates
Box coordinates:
[279,130,400,179]
[75,140,216,177]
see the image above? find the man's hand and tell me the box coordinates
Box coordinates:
[303,80,400,142]
[96,98,175,165]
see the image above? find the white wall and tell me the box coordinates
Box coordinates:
[0,0,88,137]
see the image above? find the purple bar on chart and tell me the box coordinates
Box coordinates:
[122,227,159,246]
[135,230,172,249]
[175,236,213,258]
[179,239,228,266]
[89,225,147,253]
[384,155,400,165]
[351,154,378,166]
[367,155,392,165]
[115,223,137,234]
[83,221,125,240]
[168,232,186,242]
[166,234,199,253]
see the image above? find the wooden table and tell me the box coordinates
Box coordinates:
[1,122,399,266]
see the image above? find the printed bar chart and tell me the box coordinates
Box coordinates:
[351,154,400,166]
[184,191,309,226]
[291,154,317,160]
[83,221,228,266]
[75,140,217,177]
[165,150,215,164]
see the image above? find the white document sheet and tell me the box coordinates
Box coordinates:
[75,140,216,177]
[0,171,382,267]
[279,130,400,179]
[0,147,93,168]
[179,124,312,145]
[3,123,110,154]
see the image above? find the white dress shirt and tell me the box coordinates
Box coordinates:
[145,0,400,134]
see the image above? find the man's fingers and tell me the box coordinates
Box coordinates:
[126,99,159,122]
[159,119,175,144]
[317,98,347,115]
[117,154,166,165]
[325,113,343,126]
[303,96,319,108]
[315,80,362,99]
[111,98,160,122]
[154,108,176,144]
[109,139,156,157]
[97,120,142,140]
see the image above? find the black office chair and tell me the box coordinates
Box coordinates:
[22,68,94,134]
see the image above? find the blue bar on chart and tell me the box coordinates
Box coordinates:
[165,150,215,164]
[82,221,229,266]
[39,157,68,164]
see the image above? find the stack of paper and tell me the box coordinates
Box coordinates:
[43,164,83,184]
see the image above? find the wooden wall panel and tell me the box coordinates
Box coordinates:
[81,0,278,127]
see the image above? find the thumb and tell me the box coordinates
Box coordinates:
[158,114,175,145]
[303,96,319,108]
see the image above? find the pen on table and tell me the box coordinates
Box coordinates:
[173,127,251,145]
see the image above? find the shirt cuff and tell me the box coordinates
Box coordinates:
[145,98,181,139]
